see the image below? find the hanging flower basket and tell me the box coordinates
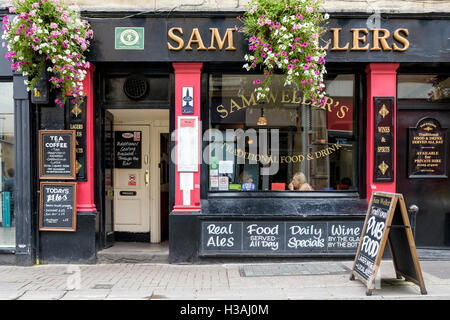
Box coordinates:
[2,0,94,107]
[240,0,329,105]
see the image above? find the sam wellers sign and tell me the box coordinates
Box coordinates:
[90,17,448,63]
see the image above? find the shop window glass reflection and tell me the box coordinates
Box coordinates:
[0,82,15,247]
[208,74,356,192]
[398,75,450,102]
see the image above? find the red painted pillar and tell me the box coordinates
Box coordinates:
[365,63,399,199]
[172,62,203,212]
[76,64,97,213]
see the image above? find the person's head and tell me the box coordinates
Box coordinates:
[292,172,306,188]
[7,168,14,178]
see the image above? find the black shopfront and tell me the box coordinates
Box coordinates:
[0,11,448,265]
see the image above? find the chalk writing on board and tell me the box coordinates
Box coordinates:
[39,182,76,231]
[39,130,76,179]
[115,131,142,169]
[355,195,391,280]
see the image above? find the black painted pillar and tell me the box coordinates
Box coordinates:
[13,73,35,266]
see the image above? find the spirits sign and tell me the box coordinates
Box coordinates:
[373,97,394,182]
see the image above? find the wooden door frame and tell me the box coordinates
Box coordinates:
[150,122,170,243]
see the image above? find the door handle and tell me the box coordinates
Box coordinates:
[145,169,150,186]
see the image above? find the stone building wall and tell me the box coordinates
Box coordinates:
[0,0,449,13]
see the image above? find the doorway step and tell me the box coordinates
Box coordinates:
[97,241,169,264]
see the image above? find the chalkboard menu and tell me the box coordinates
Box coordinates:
[353,194,392,281]
[408,118,448,178]
[39,130,76,179]
[373,97,394,182]
[39,182,77,232]
[115,131,142,169]
[201,220,363,254]
[350,192,427,296]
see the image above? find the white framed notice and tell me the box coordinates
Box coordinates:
[177,116,199,172]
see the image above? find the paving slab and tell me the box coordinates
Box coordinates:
[106,289,153,300]
[0,290,25,300]
[18,290,66,300]
[61,289,110,300]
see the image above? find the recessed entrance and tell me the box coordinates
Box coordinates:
[97,109,170,254]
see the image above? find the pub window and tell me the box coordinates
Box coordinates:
[0,81,15,247]
[208,73,357,192]
[398,74,450,102]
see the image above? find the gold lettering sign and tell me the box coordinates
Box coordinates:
[168,27,410,53]
[168,27,236,51]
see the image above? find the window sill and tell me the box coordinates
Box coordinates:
[207,190,361,199]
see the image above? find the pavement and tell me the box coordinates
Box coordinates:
[0,258,449,300]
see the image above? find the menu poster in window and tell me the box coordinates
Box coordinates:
[115,131,142,169]
[408,118,448,178]
[39,182,77,232]
[39,130,76,180]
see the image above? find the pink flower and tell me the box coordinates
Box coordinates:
[304,65,309,70]
[50,23,58,29]
[32,2,39,8]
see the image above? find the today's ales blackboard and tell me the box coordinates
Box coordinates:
[39,130,76,179]
[39,182,77,232]
[350,192,427,296]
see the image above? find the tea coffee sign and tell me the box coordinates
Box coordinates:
[408,118,448,178]
[39,130,76,180]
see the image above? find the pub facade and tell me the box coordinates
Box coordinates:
[0,2,449,265]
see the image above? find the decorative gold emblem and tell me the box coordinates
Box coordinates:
[378,161,389,175]
[423,126,433,132]
[381,137,386,143]
[71,104,82,117]
[379,104,389,118]
[75,160,82,174]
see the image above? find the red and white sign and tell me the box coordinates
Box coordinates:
[128,174,137,186]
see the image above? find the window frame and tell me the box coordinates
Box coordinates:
[202,64,365,199]
[0,77,16,251]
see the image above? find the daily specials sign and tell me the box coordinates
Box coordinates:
[38,130,76,180]
[350,192,427,296]
[39,182,77,232]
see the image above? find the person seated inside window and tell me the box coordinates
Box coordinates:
[288,172,313,191]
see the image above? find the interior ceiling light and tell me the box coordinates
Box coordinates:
[257,107,267,126]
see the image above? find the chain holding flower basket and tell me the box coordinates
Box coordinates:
[240,0,329,105]
[2,0,93,107]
